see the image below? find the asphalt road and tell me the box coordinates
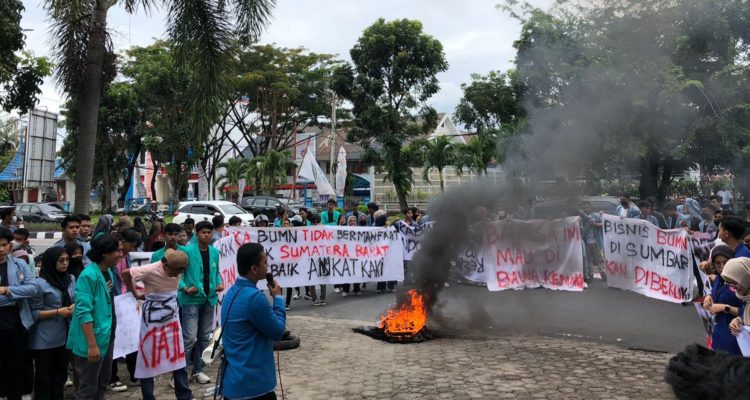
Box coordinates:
[29,238,57,254]
[287,279,705,354]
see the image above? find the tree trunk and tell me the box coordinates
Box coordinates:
[101,155,111,213]
[638,151,659,201]
[438,168,444,192]
[395,184,408,211]
[151,158,159,203]
[119,143,142,202]
[72,4,110,214]
[656,156,673,206]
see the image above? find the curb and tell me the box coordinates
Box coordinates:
[29,232,63,240]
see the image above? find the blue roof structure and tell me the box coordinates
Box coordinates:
[0,142,24,183]
[54,158,65,179]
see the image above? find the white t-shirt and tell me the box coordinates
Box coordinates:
[717,189,732,205]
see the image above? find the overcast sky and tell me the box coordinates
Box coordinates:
[20,0,552,118]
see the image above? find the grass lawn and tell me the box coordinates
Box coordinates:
[25,214,174,233]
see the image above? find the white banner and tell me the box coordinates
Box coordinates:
[602,214,694,303]
[335,147,347,197]
[113,293,141,359]
[134,292,186,379]
[482,217,585,291]
[393,221,434,261]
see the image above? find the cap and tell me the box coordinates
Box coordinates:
[254,214,269,223]
[290,215,303,223]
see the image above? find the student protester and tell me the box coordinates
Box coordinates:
[723,258,750,338]
[700,203,719,234]
[366,202,379,226]
[333,215,347,293]
[183,217,196,245]
[580,202,604,282]
[0,206,18,233]
[718,216,750,258]
[150,223,185,262]
[145,220,165,252]
[0,228,36,400]
[637,201,658,226]
[55,216,92,267]
[122,249,192,400]
[65,242,86,279]
[702,245,744,355]
[220,243,286,400]
[646,197,667,229]
[132,218,149,248]
[321,198,341,226]
[78,215,93,243]
[374,210,397,293]
[67,234,122,400]
[664,203,690,229]
[177,228,189,246]
[92,215,114,241]
[298,208,311,226]
[109,229,142,391]
[179,221,223,384]
[30,247,76,399]
[12,228,35,271]
[615,194,640,219]
[254,214,270,228]
[228,216,243,227]
[211,215,225,245]
[341,216,362,297]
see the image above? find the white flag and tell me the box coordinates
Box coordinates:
[238,179,246,203]
[335,147,347,197]
[298,148,336,196]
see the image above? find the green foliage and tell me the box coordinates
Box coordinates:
[671,179,701,198]
[216,158,248,199]
[454,70,525,132]
[334,19,448,210]
[245,150,297,195]
[0,1,52,112]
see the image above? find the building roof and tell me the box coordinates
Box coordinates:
[311,127,367,162]
[0,142,24,183]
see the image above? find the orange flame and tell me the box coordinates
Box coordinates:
[378,289,427,336]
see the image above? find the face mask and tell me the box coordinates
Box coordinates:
[69,257,83,270]
[11,216,17,223]
[11,241,21,251]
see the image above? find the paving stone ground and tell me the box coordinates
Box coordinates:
[67,315,676,399]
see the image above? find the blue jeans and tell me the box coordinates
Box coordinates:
[180,302,215,375]
[140,368,191,400]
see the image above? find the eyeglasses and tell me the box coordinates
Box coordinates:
[58,258,70,264]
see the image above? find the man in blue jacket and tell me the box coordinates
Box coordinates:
[220,243,285,400]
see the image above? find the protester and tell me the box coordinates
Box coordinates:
[615,194,640,218]
[273,207,286,227]
[220,243,286,400]
[183,217,196,245]
[55,215,92,267]
[211,215,225,245]
[580,202,604,282]
[699,203,718,234]
[637,201,658,226]
[722,258,750,338]
[702,245,743,355]
[179,220,223,384]
[341,215,362,296]
[709,195,723,211]
[65,242,85,279]
[717,187,733,211]
[145,220,165,252]
[30,247,76,399]
[254,214,270,228]
[0,228,36,400]
[0,206,17,233]
[177,228,189,246]
[718,216,750,258]
[78,215,93,243]
[117,215,133,231]
[150,223,184,262]
[320,198,341,226]
[228,216,243,227]
[67,234,122,400]
[664,203,689,229]
[92,215,114,241]
[366,202,379,226]
[122,249,192,400]
[374,210,397,293]
[12,228,35,270]
[298,208,311,226]
[109,229,142,391]
[14,215,23,230]
[132,217,148,246]
[646,197,667,229]
[358,214,368,226]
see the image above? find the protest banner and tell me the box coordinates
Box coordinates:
[455,245,488,283]
[393,221,434,261]
[134,292,186,379]
[693,302,714,348]
[113,293,141,359]
[481,217,585,291]
[602,214,695,303]
[737,326,750,357]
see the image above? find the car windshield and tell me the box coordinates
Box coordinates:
[39,204,63,213]
[220,204,248,215]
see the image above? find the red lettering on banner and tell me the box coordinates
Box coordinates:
[485,226,503,246]
[495,270,540,288]
[233,231,252,247]
[655,230,687,250]
[280,244,352,259]
[604,260,628,278]
[543,271,584,289]
[496,248,533,265]
[139,320,185,369]
[302,229,334,242]
[355,245,390,258]
[634,266,689,300]
[564,226,580,241]
[220,267,237,287]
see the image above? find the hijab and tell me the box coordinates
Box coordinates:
[64,242,84,278]
[40,247,72,307]
[721,257,750,323]
[92,214,114,241]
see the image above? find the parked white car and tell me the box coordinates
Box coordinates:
[172,201,254,226]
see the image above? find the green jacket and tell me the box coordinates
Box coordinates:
[67,263,114,358]
[178,242,221,306]
[320,209,341,226]
[150,244,189,263]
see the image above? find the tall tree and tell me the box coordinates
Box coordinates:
[244,150,296,195]
[44,0,276,213]
[1,0,51,112]
[413,136,457,193]
[216,158,248,201]
[334,19,448,210]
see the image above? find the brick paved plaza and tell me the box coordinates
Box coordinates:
[67,315,677,399]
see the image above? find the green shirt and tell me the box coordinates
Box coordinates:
[177,242,222,306]
[150,244,189,263]
[67,263,114,358]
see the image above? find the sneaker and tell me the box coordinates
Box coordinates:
[584,283,589,289]
[108,381,127,392]
[593,273,602,280]
[320,299,327,306]
[312,300,321,306]
[170,377,175,389]
[193,372,212,384]
[334,288,341,293]
[65,378,73,388]
[285,305,291,311]
[304,294,313,300]
[341,292,348,297]
[292,292,301,300]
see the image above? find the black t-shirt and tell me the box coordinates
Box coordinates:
[0,261,21,330]
[201,249,210,295]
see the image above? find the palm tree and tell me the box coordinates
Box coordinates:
[44,0,277,213]
[0,118,19,156]
[420,135,457,193]
[245,150,297,195]
[216,158,248,201]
